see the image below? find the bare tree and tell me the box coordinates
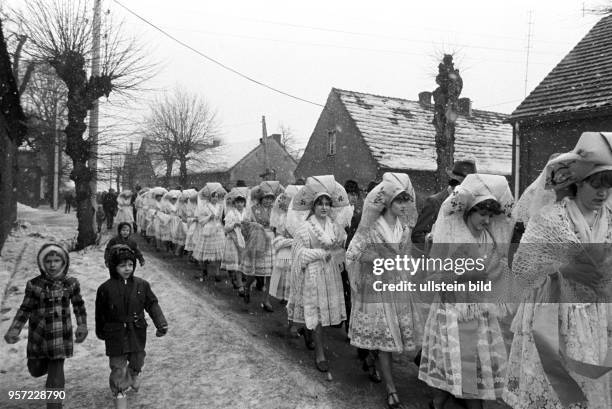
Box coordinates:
[0,18,27,253]
[144,88,221,187]
[14,0,154,249]
[277,122,300,159]
[432,54,462,190]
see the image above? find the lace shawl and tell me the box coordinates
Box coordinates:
[512,198,612,302]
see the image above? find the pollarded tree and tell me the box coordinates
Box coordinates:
[15,0,153,249]
[432,54,463,190]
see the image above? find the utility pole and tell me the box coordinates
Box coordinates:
[261,115,270,180]
[524,11,534,97]
[52,99,59,210]
[109,152,113,191]
[88,0,102,218]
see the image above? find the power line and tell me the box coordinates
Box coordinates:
[169,9,574,46]
[155,25,561,67]
[112,0,324,108]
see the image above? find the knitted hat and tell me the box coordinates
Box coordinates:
[108,244,137,277]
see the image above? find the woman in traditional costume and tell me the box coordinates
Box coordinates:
[184,188,200,261]
[192,183,227,281]
[222,187,249,295]
[242,181,284,312]
[135,188,150,235]
[172,189,193,256]
[115,190,134,225]
[503,132,612,409]
[269,185,301,303]
[159,189,180,252]
[286,175,349,373]
[346,173,423,409]
[418,174,515,409]
[147,187,167,248]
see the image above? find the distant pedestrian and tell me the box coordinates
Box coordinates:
[103,189,119,230]
[64,191,74,214]
[96,245,167,409]
[96,204,106,234]
[4,243,88,409]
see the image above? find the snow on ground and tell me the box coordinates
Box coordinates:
[0,207,350,409]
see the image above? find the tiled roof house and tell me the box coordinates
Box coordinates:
[510,14,612,195]
[128,134,297,189]
[295,88,512,196]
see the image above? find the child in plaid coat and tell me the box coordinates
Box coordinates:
[4,243,88,409]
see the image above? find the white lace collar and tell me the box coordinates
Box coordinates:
[375,216,402,243]
[309,216,335,247]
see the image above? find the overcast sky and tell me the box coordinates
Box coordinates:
[8,0,609,189]
[101,0,602,147]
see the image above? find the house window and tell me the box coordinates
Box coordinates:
[327,130,336,156]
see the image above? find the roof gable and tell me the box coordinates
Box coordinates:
[334,88,512,175]
[511,15,612,121]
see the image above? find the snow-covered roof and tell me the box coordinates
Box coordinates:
[334,88,512,175]
[512,15,612,121]
[153,138,261,177]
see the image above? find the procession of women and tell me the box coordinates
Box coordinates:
[111,131,612,409]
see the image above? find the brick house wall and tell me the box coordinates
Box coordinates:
[152,137,297,189]
[296,91,457,199]
[295,91,380,189]
[514,114,612,194]
[231,139,296,186]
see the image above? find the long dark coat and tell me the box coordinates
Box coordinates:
[95,266,166,357]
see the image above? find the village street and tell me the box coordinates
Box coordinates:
[0,205,474,409]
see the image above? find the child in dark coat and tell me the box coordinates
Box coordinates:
[104,222,145,268]
[95,245,167,409]
[4,243,88,409]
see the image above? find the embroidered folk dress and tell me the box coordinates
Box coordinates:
[221,208,246,271]
[242,204,274,277]
[184,198,199,252]
[158,198,176,242]
[115,193,134,224]
[346,216,423,352]
[503,198,612,409]
[418,227,511,400]
[192,201,225,262]
[269,233,294,301]
[145,199,162,238]
[172,196,189,247]
[286,216,347,329]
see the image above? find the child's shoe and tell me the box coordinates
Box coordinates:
[114,392,128,409]
[131,373,141,392]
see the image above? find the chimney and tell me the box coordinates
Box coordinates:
[269,133,281,144]
[418,91,432,106]
[129,142,134,155]
[458,97,472,117]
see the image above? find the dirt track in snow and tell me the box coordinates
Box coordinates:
[1,206,512,409]
[0,207,388,408]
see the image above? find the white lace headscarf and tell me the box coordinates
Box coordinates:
[270,185,301,236]
[354,172,418,239]
[431,174,515,258]
[513,132,612,224]
[196,183,227,218]
[286,175,350,236]
[161,190,181,214]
